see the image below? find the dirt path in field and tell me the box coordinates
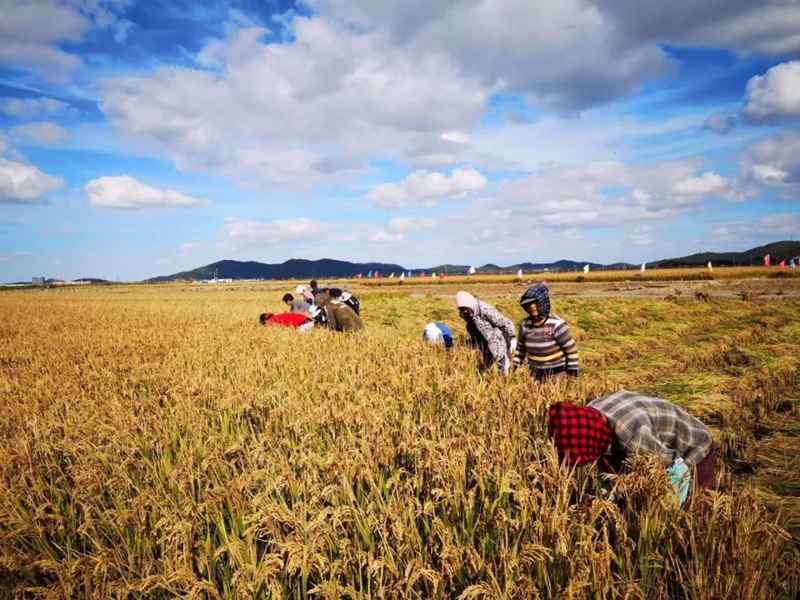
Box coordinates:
[404,278,800,300]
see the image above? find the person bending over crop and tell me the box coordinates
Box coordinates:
[260,312,315,333]
[513,284,579,382]
[316,289,364,333]
[295,285,315,304]
[283,293,312,314]
[548,391,715,506]
[309,280,324,297]
[423,322,454,349]
[456,291,516,374]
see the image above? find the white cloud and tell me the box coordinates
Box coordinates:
[0,257,11,263]
[369,229,405,243]
[630,226,653,246]
[11,122,69,146]
[740,130,800,189]
[743,61,800,125]
[703,113,737,135]
[12,250,30,256]
[84,175,210,209]
[181,243,201,249]
[440,131,469,144]
[711,214,799,241]
[0,0,127,82]
[365,167,487,209]
[222,216,332,246]
[0,157,64,203]
[1,97,70,119]
[389,216,437,230]
[52,259,63,266]
[0,131,8,154]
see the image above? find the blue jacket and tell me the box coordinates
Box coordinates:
[423,322,454,349]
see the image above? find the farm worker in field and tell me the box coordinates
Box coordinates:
[317,289,364,333]
[513,284,579,382]
[296,285,315,304]
[548,391,715,506]
[455,291,516,374]
[283,293,312,314]
[423,322,454,349]
[340,290,361,315]
[259,312,315,333]
[310,280,325,297]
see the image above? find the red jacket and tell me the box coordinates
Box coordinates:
[264,313,312,328]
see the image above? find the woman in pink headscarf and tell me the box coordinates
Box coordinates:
[455,291,516,374]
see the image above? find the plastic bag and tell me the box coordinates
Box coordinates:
[667,457,691,505]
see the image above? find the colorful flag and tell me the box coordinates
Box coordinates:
[791,259,796,269]
[517,268,523,279]
[764,254,770,267]
[583,264,590,274]
[373,271,379,279]
[389,272,394,278]
[432,271,436,278]
[707,261,713,272]
[439,273,445,280]
[357,273,362,280]
[469,266,476,275]
[407,271,412,278]
[641,262,646,273]
[780,260,786,271]
[421,272,426,278]
[400,272,405,281]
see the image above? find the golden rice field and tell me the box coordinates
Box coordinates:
[1,281,799,599]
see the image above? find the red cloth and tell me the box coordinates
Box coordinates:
[548,402,612,466]
[264,313,312,328]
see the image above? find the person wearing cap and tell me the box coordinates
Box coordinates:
[259,312,315,333]
[340,290,360,316]
[295,285,315,304]
[283,293,313,314]
[325,288,364,333]
[514,283,579,381]
[423,322,454,349]
[455,291,516,373]
[548,391,715,505]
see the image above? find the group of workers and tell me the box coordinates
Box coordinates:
[261,279,715,506]
[260,279,364,333]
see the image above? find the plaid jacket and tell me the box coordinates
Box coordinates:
[588,391,713,468]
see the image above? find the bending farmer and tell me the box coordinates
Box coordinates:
[455,291,516,374]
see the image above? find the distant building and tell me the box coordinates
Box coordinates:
[32,277,45,286]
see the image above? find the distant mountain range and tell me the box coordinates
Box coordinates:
[146,240,800,283]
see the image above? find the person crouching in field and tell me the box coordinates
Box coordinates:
[548,391,715,506]
[340,290,360,315]
[283,293,312,314]
[260,312,315,333]
[456,291,516,374]
[423,322,454,349]
[513,284,579,382]
[315,288,364,333]
[295,285,315,304]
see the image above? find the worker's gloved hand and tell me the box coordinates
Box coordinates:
[667,457,691,505]
[509,339,517,356]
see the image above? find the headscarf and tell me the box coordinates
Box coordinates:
[520,284,550,321]
[548,402,612,466]
[423,322,444,344]
[455,291,478,311]
[341,291,352,302]
[296,285,307,294]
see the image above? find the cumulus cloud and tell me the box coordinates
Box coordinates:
[11,122,69,146]
[84,176,210,209]
[222,216,332,246]
[712,213,799,241]
[1,97,70,119]
[630,226,653,246]
[743,61,800,125]
[0,0,127,82]
[369,229,405,243]
[703,113,738,135]
[739,130,800,188]
[365,167,487,209]
[0,157,64,203]
[389,216,438,230]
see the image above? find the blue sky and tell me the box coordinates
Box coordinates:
[1,0,800,282]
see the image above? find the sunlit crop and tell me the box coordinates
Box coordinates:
[0,283,798,599]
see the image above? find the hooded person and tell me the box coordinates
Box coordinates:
[325,288,364,333]
[296,285,315,305]
[259,312,315,333]
[513,284,579,381]
[455,291,515,373]
[423,322,454,349]
[548,391,715,506]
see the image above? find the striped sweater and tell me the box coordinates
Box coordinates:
[514,313,579,376]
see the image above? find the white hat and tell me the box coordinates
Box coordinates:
[296,285,306,294]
